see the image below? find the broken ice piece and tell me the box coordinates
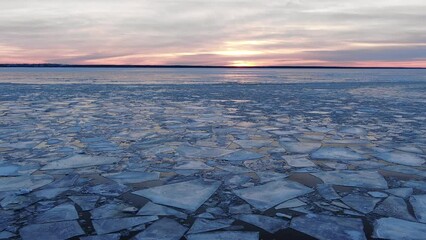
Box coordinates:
[133,218,187,240]
[0,175,53,192]
[341,194,380,214]
[133,179,221,212]
[275,198,306,209]
[373,217,426,240]
[280,142,321,154]
[316,184,340,200]
[311,170,388,189]
[173,161,214,170]
[221,150,263,161]
[385,188,413,198]
[373,196,416,221]
[186,231,259,240]
[234,179,313,211]
[188,218,234,234]
[80,233,121,240]
[41,155,120,170]
[35,203,79,223]
[103,171,160,184]
[235,214,288,233]
[69,195,99,211]
[137,202,188,219]
[87,183,128,197]
[311,147,365,161]
[284,155,316,168]
[375,151,425,166]
[92,216,158,235]
[19,221,84,240]
[256,171,288,183]
[409,195,426,223]
[290,214,366,240]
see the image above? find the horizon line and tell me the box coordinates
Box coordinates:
[0,63,425,69]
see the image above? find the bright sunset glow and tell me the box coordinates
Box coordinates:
[0,0,425,67]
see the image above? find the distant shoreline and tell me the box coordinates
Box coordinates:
[0,64,424,69]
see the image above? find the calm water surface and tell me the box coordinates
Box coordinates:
[0,67,425,84]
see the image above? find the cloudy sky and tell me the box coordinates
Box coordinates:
[1,0,425,66]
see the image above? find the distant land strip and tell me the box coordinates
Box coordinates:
[0,64,425,69]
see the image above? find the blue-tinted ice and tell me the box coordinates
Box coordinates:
[1,73,425,239]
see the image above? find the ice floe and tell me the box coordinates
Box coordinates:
[311,147,365,161]
[41,155,120,170]
[187,218,234,234]
[291,214,366,240]
[137,202,188,219]
[234,179,313,211]
[409,195,426,223]
[133,218,188,240]
[19,221,84,240]
[373,217,426,240]
[235,214,288,233]
[375,151,425,166]
[186,231,259,240]
[133,179,221,211]
[311,170,388,189]
[92,216,158,234]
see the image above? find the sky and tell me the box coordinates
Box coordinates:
[0,0,425,67]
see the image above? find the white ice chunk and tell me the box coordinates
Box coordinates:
[186,231,259,240]
[280,142,321,154]
[234,140,272,148]
[222,150,263,161]
[188,218,234,234]
[291,214,366,240]
[19,221,84,240]
[284,155,316,167]
[93,216,158,235]
[133,179,221,212]
[311,147,365,161]
[35,203,79,223]
[275,198,306,209]
[0,175,53,192]
[385,188,413,198]
[69,195,99,211]
[316,184,340,200]
[235,214,288,233]
[137,202,187,219]
[256,171,288,183]
[341,194,380,214]
[374,196,416,221]
[311,170,388,189]
[373,217,426,240]
[234,179,313,211]
[133,218,188,240]
[174,161,214,170]
[103,172,160,184]
[409,195,426,223]
[375,151,425,166]
[42,155,120,170]
[177,145,235,158]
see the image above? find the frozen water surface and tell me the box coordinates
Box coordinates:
[133,179,221,211]
[312,170,388,189]
[186,231,259,240]
[234,179,313,211]
[1,69,425,239]
[409,195,426,223]
[373,217,426,240]
[19,221,84,240]
[133,218,187,240]
[291,214,366,240]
